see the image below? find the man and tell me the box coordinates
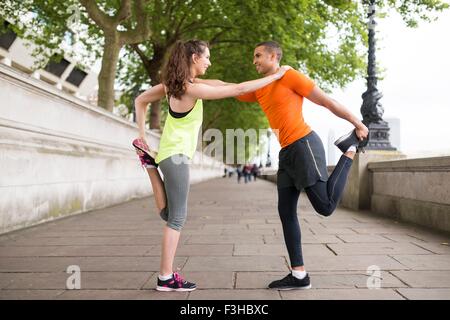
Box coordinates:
[195,41,368,290]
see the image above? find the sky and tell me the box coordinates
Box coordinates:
[301,7,450,164]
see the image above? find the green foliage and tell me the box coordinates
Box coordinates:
[0,0,103,70]
[384,0,449,27]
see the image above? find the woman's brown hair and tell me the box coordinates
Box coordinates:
[162,39,209,99]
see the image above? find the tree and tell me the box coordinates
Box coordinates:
[78,0,151,112]
[1,0,152,112]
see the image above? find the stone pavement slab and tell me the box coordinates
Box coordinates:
[1,272,151,290]
[410,242,450,254]
[182,256,288,272]
[390,271,450,288]
[335,234,395,243]
[301,255,406,271]
[0,256,187,272]
[0,290,65,300]
[188,289,281,300]
[280,288,404,300]
[263,234,342,244]
[57,289,190,300]
[233,244,335,257]
[390,254,450,270]
[146,244,234,256]
[1,235,173,246]
[1,177,449,300]
[0,245,154,258]
[327,242,433,255]
[185,235,265,245]
[396,288,450,300]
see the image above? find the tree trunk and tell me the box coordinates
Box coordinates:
[146,45,165,130]
[148,66,162,130]
[149,99,161,130]
[131,43,166,129]
[97,35,121,112]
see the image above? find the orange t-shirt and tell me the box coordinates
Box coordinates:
[236,69,315,148]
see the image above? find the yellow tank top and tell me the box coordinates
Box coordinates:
[155,99,203,164]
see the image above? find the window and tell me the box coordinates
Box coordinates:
[66,67,87,87]
[0,22,17,50]
[44,58,70,77]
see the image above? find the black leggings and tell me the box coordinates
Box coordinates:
[277,155,353,267]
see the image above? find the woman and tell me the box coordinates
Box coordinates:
[133,39,289,292]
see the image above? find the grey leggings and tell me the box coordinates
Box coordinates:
[158,154,190,231]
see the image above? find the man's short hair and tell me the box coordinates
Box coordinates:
[256,41,283,62]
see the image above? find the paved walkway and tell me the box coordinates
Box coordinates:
[1,177,449,300]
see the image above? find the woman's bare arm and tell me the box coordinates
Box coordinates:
[193,78,234,87]
[135,84,165,137]
[187,66,289,100]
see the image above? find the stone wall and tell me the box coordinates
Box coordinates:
[368,156,450,233]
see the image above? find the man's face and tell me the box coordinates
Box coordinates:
[253,46,278,74]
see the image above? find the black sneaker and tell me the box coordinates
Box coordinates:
[334,129,369,153]
[156,272,197,292]
[268,273,312,290]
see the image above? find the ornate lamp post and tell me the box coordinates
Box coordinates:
[361,0,396,150]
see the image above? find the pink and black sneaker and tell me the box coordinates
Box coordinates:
[132,138,158,169]
[156,272,197,292]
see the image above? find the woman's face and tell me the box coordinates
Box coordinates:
[193,47,211,76]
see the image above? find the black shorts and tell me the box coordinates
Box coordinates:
[277,131,329,191]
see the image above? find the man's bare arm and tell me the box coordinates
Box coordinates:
[306,86,368,140]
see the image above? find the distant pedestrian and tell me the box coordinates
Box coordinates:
[243,164,251,183]
[236,165,243,184]
[251,163,259,181]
